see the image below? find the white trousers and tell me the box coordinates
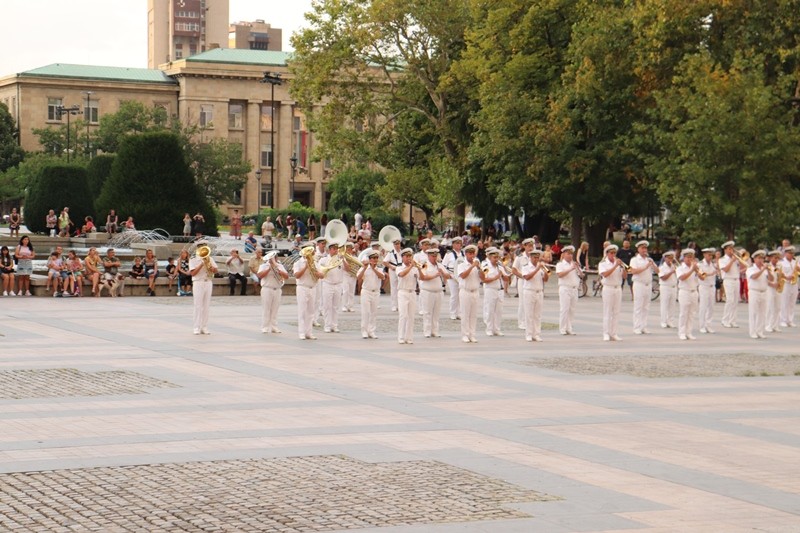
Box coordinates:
[315,282,323,322]
[447,278,460,319]
[192,279,212,331]
[421,289,443,336]
[342,275,356,310]
[322,282,342,329]
[517,279,525,328]
[483,287,504,334]
[260,287,281,331]
[722,278,739,325]
[296,285,316,338]
[397,289,416,342]
[678,289,698,338]
[780,283,798,325]
[389,269,399,310]
[524,289,543,338]
[360,288,379,336]
[698,285,715,330]
[767,287,781,331]
[558,286,578,334]
[660,285,677,327]
[749,289,767,337]
[632,281,651,332]
[460,289,479,338]
[602,286,621,337]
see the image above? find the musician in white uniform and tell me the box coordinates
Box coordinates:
[419,246,451,338]
[257,251,289,334]
[415,238,431,315]
[384,238,403,312]
[521,249,548,341]
[555,245,581,335]
[357,250,386,339]
[457,244,485,342]
[319,243,345,333]
[719,241,741,328]
[313,237,327,327]
[697,247,718,333]
[658,251,678,329]
[779,245,798,327]
[629,240,658,334]
[747,250,772,339]
[766,250,783,333]
[441,236,465,319]
[676,248,700,340]
[188,240,218,335]
[293,245,320,340]
[396,248,421,344]
[598,244,627,341]
[481,247,508,336]
[341,241,358,313]
[512,238,534,330]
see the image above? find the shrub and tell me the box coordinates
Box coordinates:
[24,164,93,234]
[86,154,115,201]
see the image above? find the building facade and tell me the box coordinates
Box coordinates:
[229,20,282,52]
[148,0,231,68]
[0,49,331,217]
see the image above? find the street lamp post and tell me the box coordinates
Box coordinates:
[255,168,262,213]
[55,104,82,162]
[259,72,282,208]
[290,153,298,205]
[81,91,93,157]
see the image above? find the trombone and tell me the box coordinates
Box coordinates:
[732,248,750,267]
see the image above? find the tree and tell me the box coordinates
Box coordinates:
[190,138,251,206]
[96,132,217,235]
[327,166,386,214]
[0,102,24,174]
[94,101,169,153]
[86,154,116,201]
[25,164,93,234]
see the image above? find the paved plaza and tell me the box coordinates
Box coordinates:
[1,286,799,532]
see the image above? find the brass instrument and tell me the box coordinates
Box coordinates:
[541,263,550,274]
[264,250,284,286]
[341,251,363,277]
[792,263,800,285]
[693,259,707,280]
[319,255,343,274]
[196,245,214,277]
[732,248,750,266]
[771,266,785,293]
[299,246,322,279]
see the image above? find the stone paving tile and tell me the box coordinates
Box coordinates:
[0,456,556,532]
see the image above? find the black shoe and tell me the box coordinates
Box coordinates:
[150,290,156,296]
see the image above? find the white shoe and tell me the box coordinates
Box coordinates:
[271,328,282,334]
[392,307,398,312]
[193,329,201,335]
[603,335,611,341]
[332,327,340,333]
[341,307,348,312]
[369,334,378,339]
[722,322,732,328]
[789,322,796,327]
[313,321,321,327]
[201,329,210,335]
[469,337,478,343]
[485,331,494,337]
[560,330,568,335]
[2,291,6,296]
[324,328,332,333]
[299,335,307,340]
[642,329,650,334]
[679,334,688,340]
[757,333,766,339]
[533,335,543,342]
[687,334,696,340]
[25,291,31,296]
[494,331,504,337]
[699,328,708,334]
[306,335,317,340]
[525,336,533,342]
[731,323,740,328]
[661,323,668,328]
[706,328,715,334]
[8,291,14,297]
[780,322,788,328]
[611,335,622,341]
[750,334,759,339]
[765,327,773,333]
[406,340,413,344]
[462,336,470,343]
[633,330,642,335]
[261,328,269,333]
[398,339,406,344]
[362,334,369,339]
[568,330,576,335]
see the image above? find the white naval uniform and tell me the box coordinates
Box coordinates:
[481,259,505,336]
[598,257,624,339]
[676,262,699,339]
[396,263,419,343]
[630,254,655,333]
[442,249,465,319]
[358,264,383,338]
[385,248,402,311]
[719,254,740,327]
[420,257,447,337]
[747,263,769,338]
[414,250,428,315]
[658,261,678,328]
[697,259,717,332]
[320,254,345,331]
[521,261,546,340]
[458,259,482,341]
[293,257,318,339]
[766,262,782,332]
[556,260,580,335]
[313,249,327,324]
[341,253,358,312]
[512,253,530,329]
[779,257,798,326]
[189,255,218,333]
[258,261,287,332]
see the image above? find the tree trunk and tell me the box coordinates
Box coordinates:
[570,213,583,246]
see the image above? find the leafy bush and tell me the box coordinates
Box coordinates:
[86,154,115,201]
[95,132,217,235]
[25,164,93,234]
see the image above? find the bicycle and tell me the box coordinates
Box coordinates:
[577,269,598,298]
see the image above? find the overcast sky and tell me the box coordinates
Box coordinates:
[0,0,313,75]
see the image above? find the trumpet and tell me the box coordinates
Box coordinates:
[732,248,750,266]
[693,259,707,280]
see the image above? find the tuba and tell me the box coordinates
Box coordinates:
[323,219,349,247]
[196,245,214,277]
[378,225,402,252]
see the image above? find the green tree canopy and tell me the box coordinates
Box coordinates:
[0,102,24,174]
[86,154,115,201]
[327,166,386,214]
[25,164,93,234]
[96,132,217,235]
[191,138,251,206]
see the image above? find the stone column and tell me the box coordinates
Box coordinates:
[278,102,294,208]
[246,100,261,214]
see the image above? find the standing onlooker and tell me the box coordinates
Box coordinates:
[230,209,242,240]
[226,249,248,295]
[285,212,295,240]
[575,241,590,270]
[274,215,284,238]
[177,250,193,296]
[106,209,119,234]
[192,213,205,237]
[8,207,21,238]
[182,213,192,237]
[307,214,317,241]
[320,213,328,238]
[58,207,72,237]
[46,209,58,237]
[1,246,16,296]
[261,216,275,242]
[189,241,218,334]
[14,236,35,296]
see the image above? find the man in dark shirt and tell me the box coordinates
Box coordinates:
[616,239,635,295]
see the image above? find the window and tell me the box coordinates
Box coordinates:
[175,49,183,59]
[261,185,272,208]
[232,189,242,205]
[260,104,273,130]
[175,22,200,32]
[228,103,243,129]
[260,142,273,167]
[199,105,213,127]
[47,98,63,121]
[84,100,99,124]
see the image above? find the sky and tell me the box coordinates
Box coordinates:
[0,0,314,75]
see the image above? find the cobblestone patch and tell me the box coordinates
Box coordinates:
[0,369,179,399]
[523,354,800,378]
[0,455,557,532]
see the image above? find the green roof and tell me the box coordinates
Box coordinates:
[19,64,177,85]
[186,48,292,67]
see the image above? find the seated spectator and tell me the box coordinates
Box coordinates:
[129,257,145,279]
[248,248,263,295]
[124,216,136,230]
[106,209,119,234]
[46,247,65,295]
[226,249,247,296]
[1,245,16,296]
[103,248,126,297]
[65,250,83,296]
[177,249,193,296]
[84,247,102,296]
[243,231,258,253]
[165,257,177,292]
[81,216,96,234]
[542,244,553,265]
